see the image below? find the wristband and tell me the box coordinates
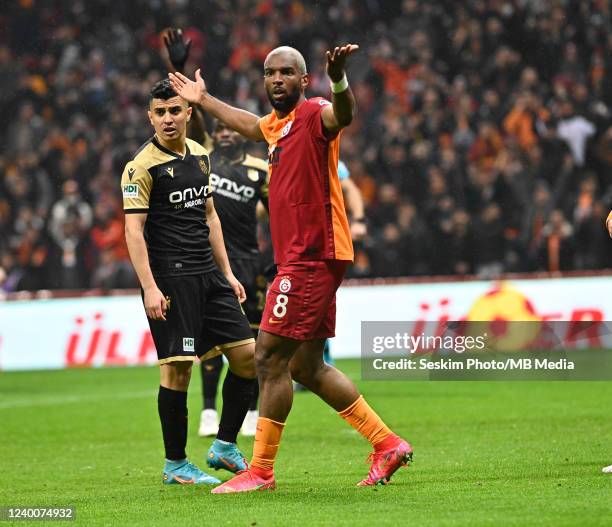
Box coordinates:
[331,74,349,94]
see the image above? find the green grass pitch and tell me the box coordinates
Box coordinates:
[2,359,612,526]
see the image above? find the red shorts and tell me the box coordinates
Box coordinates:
[260,260,350,340]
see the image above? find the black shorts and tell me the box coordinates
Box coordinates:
[145,270,255,365]
[231,257,267,329]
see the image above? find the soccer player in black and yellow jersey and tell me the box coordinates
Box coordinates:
[122,79,256,485]
[198,120,269,440]
[162,28,269,441]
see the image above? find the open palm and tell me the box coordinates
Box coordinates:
[168,69,207,105]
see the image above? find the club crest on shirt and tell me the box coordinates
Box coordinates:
[247,169,259,182]
[199,158,209,175]
[279,277,291,293]
[166,167,174,178]
[281,121,293,137]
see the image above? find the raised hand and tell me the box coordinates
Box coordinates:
[326,44,359,82]
[168,69,207,105]
[163,28,191,72]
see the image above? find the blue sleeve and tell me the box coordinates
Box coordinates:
[338,160,350,181]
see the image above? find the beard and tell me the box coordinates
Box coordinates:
[217,142,242,160]
[267,88,301,113]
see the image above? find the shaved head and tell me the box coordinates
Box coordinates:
[264,46,307,75]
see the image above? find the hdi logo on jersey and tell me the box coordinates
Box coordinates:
[183,337,195,352]
[123,184,139,198]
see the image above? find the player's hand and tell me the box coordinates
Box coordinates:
[168,69,207,106]
[163,28,191,72]
[144,286,168,321]
[326,44,359,82]
[350,220,367,241]
[226,274,247,303]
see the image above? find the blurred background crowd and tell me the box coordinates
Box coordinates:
[1,0,612,292]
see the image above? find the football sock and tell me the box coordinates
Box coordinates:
[251,417,285,474]
[201,354,223,410]
[158,386,188,461]
[338,395,393,449]
[217,370,256,443]
[249,380,259,411]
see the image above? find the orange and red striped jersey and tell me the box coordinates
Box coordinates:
[259,97,353,264]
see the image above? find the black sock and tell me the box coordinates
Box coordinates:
[201,354,223,410]
[217,371,256,443]
[248,380,259,411]
[248,327,259,411]
[158,386,188,461]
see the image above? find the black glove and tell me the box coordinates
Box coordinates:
[163,28,191,72]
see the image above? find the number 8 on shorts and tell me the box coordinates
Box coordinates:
[272,294,288,318]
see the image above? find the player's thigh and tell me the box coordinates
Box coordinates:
[198,270,255,377]
[146,274,203,365]
[256,330,303,374]
[232,257,266,328]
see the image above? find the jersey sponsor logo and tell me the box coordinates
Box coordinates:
[281,121,293,137]
[169,185,210,208]
[183,337,195,352]
[166,167,174,178]
[210,173,255,202]
[128,167,135,181]
[279,277,291,293]
[319,99,331,106]
[247,169,260,182]
[123,183,139,198]
[267,317,284,325]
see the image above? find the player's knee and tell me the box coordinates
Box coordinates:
[290,360,324,386]
[255,342,285,379]
[161,361,192,390]
[226,344,256,379]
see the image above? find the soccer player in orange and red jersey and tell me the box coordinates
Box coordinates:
[169,44,412,493]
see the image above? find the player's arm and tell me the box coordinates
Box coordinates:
[321,44,359,133]
[341,177,367,241]
[606,210,612,238]
[124,213,168,321]
[256,201,268,221]
[206,197,247,302]
[169,69,264,142]
[163,28,211,146]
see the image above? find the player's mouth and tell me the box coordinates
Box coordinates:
[272,89,286,100]
[164,127,177,135]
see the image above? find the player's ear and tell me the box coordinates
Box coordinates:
[301,73,309,90]
[147,110,154,126]
[186,105,192,121]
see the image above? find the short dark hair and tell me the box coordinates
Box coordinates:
[149,79,178,102]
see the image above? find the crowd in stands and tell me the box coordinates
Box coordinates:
[1,0,612,292]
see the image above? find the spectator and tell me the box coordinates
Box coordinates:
[1,1,611,289]
[539,210,575,272]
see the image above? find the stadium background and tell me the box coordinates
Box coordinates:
[2,2,612,525]
[2,0,612,293]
